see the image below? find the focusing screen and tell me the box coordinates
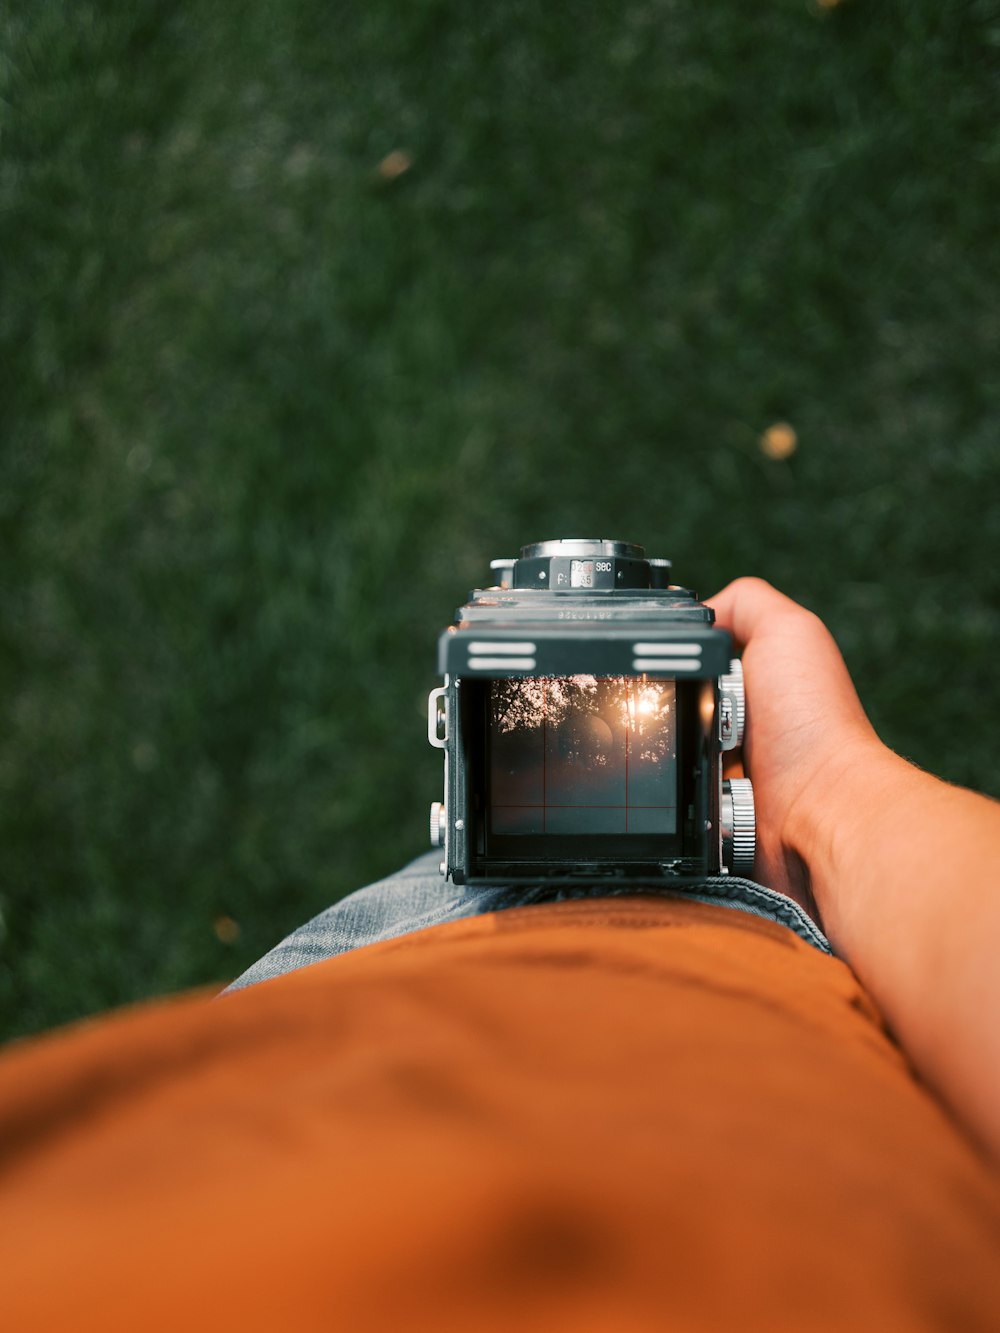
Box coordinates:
[489,676,677,835]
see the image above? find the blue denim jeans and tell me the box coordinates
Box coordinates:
[225,852,831,992]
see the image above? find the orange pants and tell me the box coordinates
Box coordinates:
[1,896,998,1331]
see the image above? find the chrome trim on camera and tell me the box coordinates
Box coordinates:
[467,640,538,671]
[521,539,643,559]
[632,642,702,656]
[467,657,537,670]
[467,641,537,654]
[719,660,746,750]
[632,658,701,672]
[632,640,703,673]
[427,687,448,749]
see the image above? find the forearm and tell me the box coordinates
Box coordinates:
[794,740,1000,1159]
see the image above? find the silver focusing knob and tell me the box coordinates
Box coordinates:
[718,659,746,751]
[721,778,756,876]
[429,801,446,848]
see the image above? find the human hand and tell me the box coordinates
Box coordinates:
[707,579,883,915]
[711,582,1000,1160]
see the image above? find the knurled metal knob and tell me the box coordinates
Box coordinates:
[719,659,746,750]
[429,801,446,848]
[721,777,756,876]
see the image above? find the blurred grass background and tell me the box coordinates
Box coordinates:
[2,0,998,1039]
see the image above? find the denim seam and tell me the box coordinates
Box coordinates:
[450,876,831,955]
[681,877,832,955]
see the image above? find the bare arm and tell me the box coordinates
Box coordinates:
[709,578,1000,1160]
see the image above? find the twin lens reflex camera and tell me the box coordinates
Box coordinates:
[427,539,756,885]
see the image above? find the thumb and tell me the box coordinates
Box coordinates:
[706,577,808,654]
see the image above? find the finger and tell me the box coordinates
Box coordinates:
[709,578,873,735]
[705,577,804,653]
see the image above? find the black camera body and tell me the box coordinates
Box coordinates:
[428,539,755,885]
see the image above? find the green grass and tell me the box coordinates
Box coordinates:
[2,0,999,1038]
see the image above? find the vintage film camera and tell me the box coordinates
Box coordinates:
[428,539,756,885]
